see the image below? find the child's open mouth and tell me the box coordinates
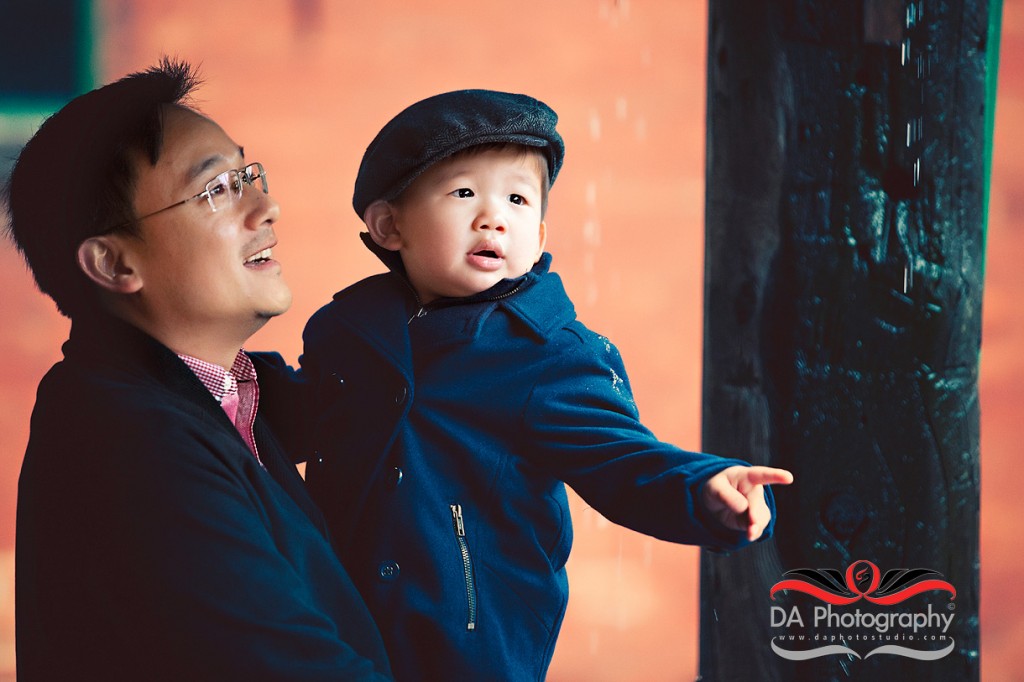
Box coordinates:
[467,245,504,270]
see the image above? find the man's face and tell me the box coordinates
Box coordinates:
[124,105,291,339]
[389,146,547,303]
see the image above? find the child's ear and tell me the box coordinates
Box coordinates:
[534,220,548,262]
[76,235,143,294]
[364,200,403,251]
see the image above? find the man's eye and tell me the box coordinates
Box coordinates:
[207,181,228,197]
[509,194,525,205]
[453,188,474,198]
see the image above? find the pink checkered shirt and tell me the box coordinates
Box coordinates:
[178,350,262,465]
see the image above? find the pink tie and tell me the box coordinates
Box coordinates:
[221,392,240,425]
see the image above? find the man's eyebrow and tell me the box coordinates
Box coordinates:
[187,145,245,182]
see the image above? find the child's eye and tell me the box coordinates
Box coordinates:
[508,194,525,205]
[452,188,474,198]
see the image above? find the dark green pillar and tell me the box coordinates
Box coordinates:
[699,1,997,680]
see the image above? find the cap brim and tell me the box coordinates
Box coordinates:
[381,133,554,203]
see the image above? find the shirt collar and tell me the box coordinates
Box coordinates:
[177,350,257,402]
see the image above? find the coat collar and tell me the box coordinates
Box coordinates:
[356,231,576,342]
[63,312,329,533]
[64,312,215,402]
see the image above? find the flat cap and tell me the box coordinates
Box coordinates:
[353,89,564,218]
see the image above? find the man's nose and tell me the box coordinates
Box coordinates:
[244,187,280,229]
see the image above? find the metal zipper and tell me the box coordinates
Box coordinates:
[407,306,428,324]
[407,284,523,325]
[486,284,522,302]
[405,278,428,324]
[450,504,478,631]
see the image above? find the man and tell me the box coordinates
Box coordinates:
[5,58,392,680]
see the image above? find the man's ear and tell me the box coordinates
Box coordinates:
[76,235,143,294]
[363,200,403,251]
[534,220,548,262]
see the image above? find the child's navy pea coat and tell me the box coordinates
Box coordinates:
[301,253,775,682]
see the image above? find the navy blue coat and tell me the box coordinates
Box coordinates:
[15,314,392,681]
[300,253,774,682]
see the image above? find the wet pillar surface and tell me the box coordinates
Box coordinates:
[699,1,992,680]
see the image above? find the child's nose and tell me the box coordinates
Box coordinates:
[473,203,508,233]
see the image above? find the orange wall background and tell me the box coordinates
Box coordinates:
[0,2,1021,680]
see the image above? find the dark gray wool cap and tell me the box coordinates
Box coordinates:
[352,89,565,218]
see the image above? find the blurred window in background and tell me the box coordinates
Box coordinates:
[0,0,95,180]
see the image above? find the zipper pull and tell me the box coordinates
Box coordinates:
[450,504,466,536]
[407,306,428,324]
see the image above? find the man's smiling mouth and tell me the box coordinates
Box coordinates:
[245,247,273,265]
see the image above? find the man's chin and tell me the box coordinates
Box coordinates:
[255,303,291,321]
[255,288,293,320]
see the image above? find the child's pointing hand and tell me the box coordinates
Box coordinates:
[702,466,794,542]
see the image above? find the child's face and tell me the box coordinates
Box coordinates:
[384,147,548,304]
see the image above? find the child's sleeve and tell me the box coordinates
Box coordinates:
[520,331,775,551]
[250,351,316,464]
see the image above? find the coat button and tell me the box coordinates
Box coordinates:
[378,561,400,581]
[395,386,408,405]
[331,372,345,386]
[388,466,404,489]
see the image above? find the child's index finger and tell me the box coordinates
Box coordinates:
[744,466,795,487]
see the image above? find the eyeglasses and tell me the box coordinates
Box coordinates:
[104,161,268,232]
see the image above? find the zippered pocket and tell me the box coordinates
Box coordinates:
[450,503,478,631]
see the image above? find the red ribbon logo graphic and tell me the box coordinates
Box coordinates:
[770,560,956,605]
